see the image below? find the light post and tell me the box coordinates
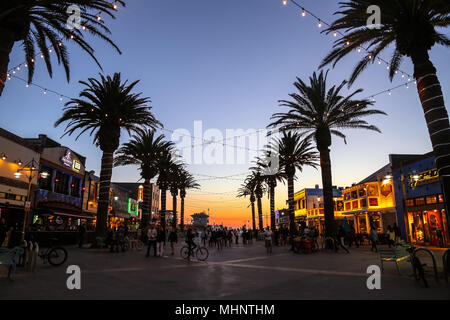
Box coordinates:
[14,158,48,242]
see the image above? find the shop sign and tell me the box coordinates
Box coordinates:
[61,149,81,173]
[409,168,439,188]
[128,198,139,216]
[55,216,63,225]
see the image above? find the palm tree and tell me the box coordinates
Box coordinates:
[178,170,200,230]
[114,129,173,229]
[320,0,450,221]
[0,0,124,96]
[237,180,257,231]
[55,73,161,238]
[155,150,179,233]
[270,132,318,239]
[243,170,265,231]
[253,150,285,231]
[269,70,385,238]
[168,162,185,228]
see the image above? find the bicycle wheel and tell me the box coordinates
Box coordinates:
[196,247,209,261]
[47,247,68,266]
[180,246,190,260]
[135,240,144,251]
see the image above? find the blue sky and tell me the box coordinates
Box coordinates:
[1,0,449,224]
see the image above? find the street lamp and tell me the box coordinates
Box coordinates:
[14,158,47,241]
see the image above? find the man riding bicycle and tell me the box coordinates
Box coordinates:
[186,228,197,259]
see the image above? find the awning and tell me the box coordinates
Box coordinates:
[41,211,96,220]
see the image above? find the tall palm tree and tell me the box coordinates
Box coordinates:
[271,132,318,239]
[237,180,257,231]
[320,0,450,222]
[114,129,173,228]
[244,170,265,231]
[178,170,200,230]
[155,150,179,233]
[0,0,125,96]
[55,73,161,238]
[253,150,286,231]
[168,162,185,228]
[269,70,385,238]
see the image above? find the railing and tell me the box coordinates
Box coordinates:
[443,248,450,283]
[37,189,81,207]
[413,247,439,283]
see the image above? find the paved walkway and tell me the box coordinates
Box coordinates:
[1,242,449,300]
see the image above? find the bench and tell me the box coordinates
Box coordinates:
[0,247,25,280]
[379,246,410,274]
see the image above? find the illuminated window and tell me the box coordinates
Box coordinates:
[369,198,378,206]
[0,192,5,199]
[405,199,414,207]
[415,197,425,206]
[352,200,359,209]
[438,194,444,203]
[426,195,437,204]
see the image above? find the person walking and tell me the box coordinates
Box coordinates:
[146,224,157,257]
[393,223,402,245]
[369,227,378,252]
[168,227,178,256]
[264,227,273,255]
[156,225,165,257]
[348,225,359,248]
[386,225,396,248]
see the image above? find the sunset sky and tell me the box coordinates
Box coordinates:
[1,0,449,227]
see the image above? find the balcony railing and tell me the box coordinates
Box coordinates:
[37,189,81,207]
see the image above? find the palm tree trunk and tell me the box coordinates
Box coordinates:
[96,151,114,238]
[270,185,275,231]
[180,195,185,230]
[0,29,15,96]
[257,196,263,230]
[251,200,256,231]
[411,50,450,229]
[141,178,151,229]
[287,175,296,237]
[172,191,177,228]
[319,147,335,238]
[160,187,167,232]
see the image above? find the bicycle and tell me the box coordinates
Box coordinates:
[37,238,68,266]
[180,243,209,261]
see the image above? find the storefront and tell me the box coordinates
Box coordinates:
[341,164,397,237]
[390,152,449,248]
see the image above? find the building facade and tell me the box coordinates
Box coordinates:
[0,128,41,229]
[24,134,92,231]
[390,153,449,247]
[341,164,397,235]
[294,185,344,234]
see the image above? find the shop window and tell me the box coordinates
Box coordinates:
[71,177,81,197]
[415,197,425,206]
[358,188,366,197]
[360,198,367,208]
[54,171,69,195]
[0,192,5,199]
[405,199,414,207]
[426,195,437,204]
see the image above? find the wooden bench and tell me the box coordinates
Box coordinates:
[379,246,410,274]
[0,247,25,280]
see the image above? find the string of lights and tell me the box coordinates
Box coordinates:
[283,0,413,79]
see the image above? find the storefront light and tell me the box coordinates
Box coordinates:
[40,171,49,179]
[1,153,7,161]
[14,171,22,179]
